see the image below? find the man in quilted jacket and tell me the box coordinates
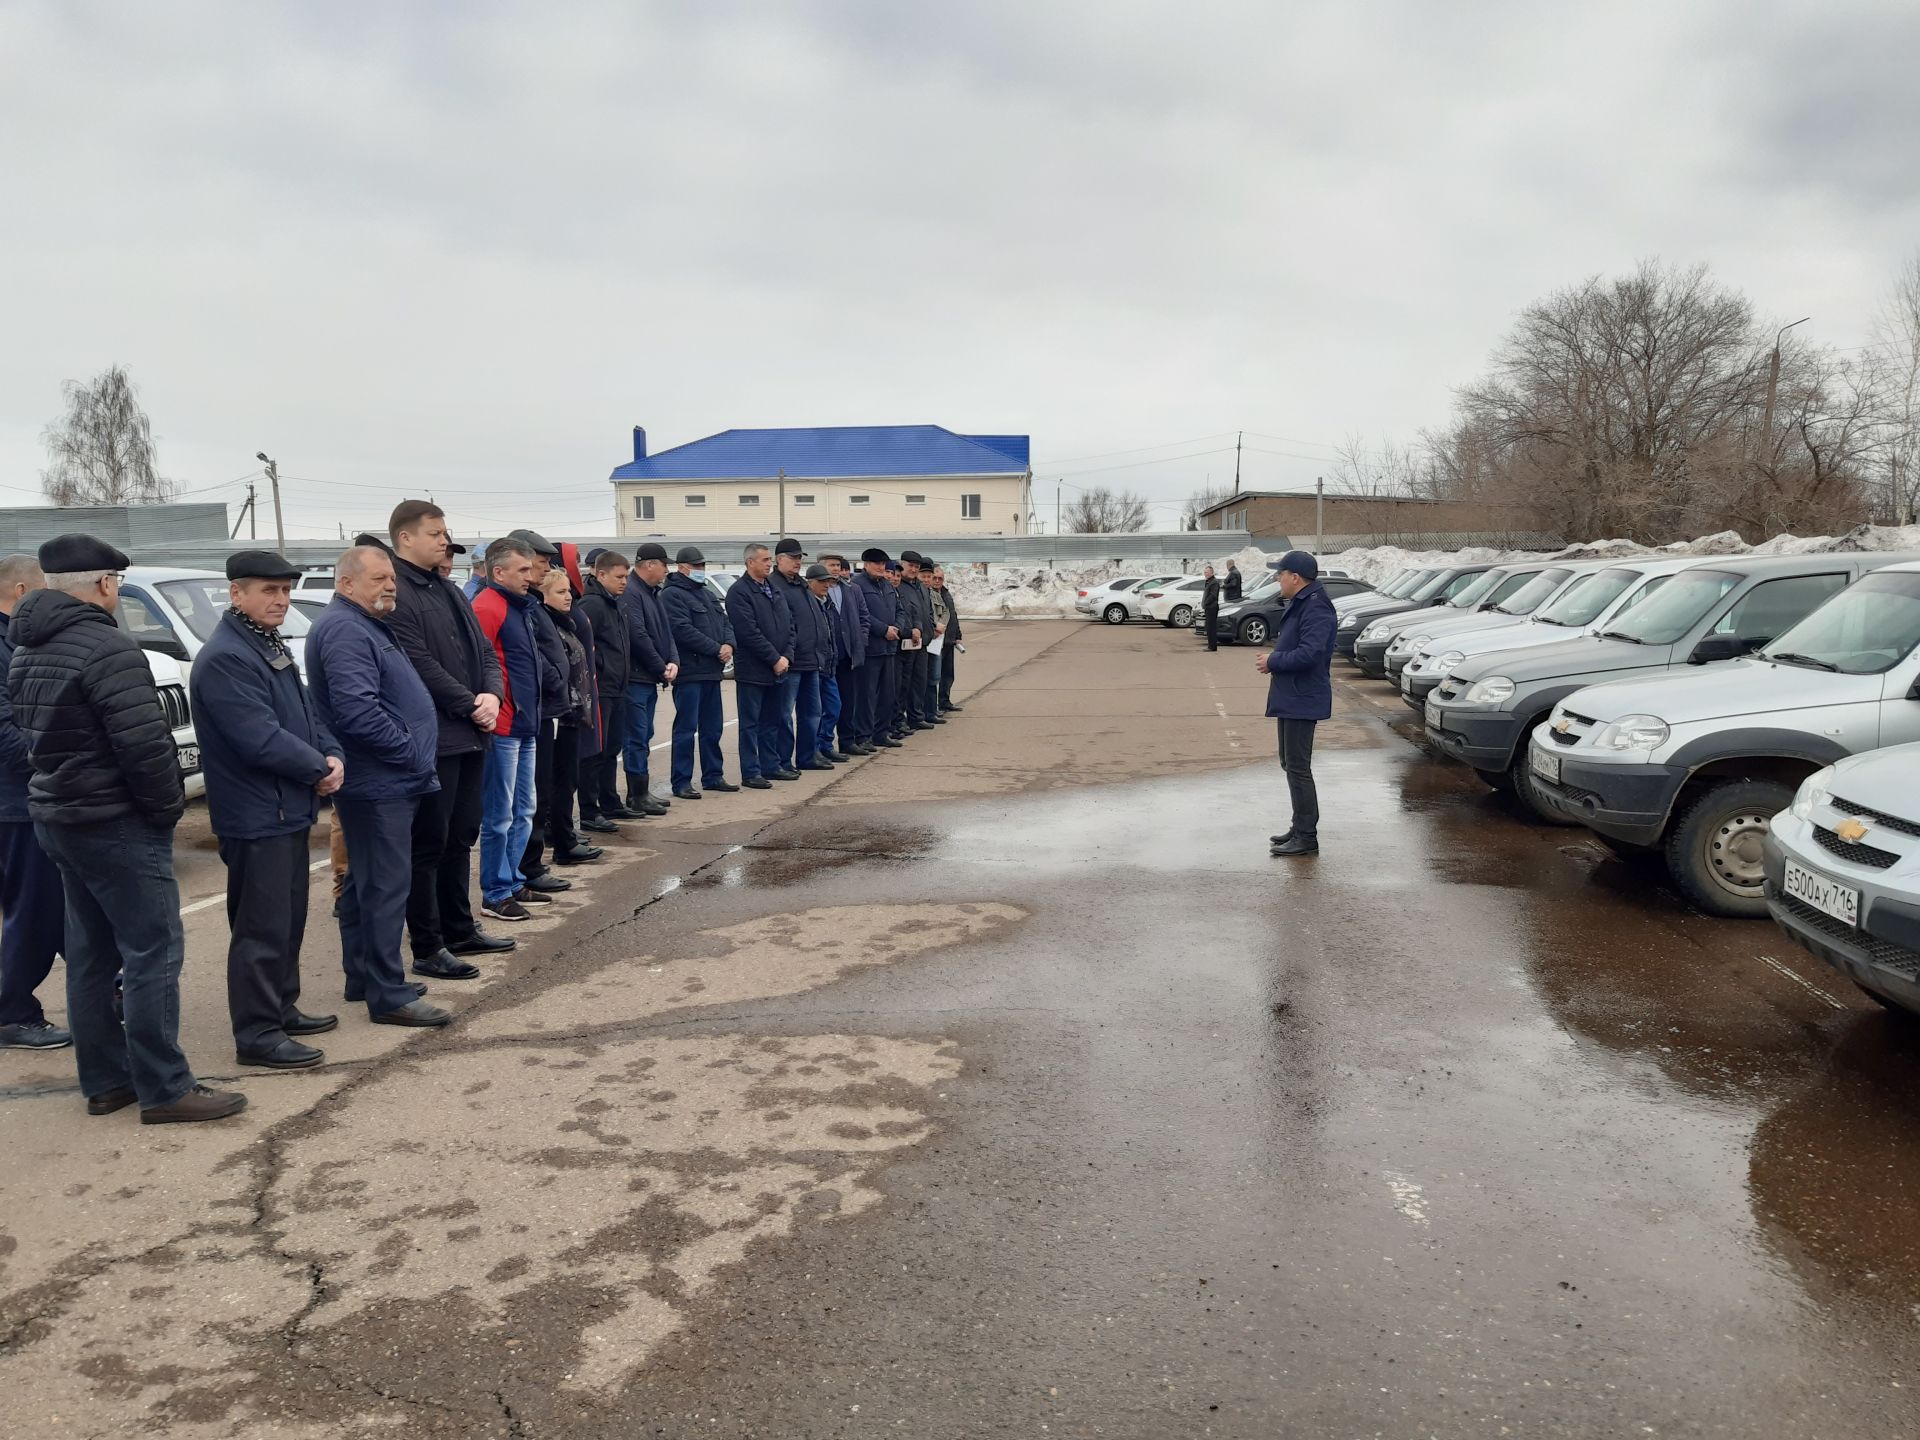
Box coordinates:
[9,533,246,1124]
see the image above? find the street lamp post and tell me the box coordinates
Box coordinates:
[255,452,286,555]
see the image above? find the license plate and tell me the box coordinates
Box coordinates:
[1400,671,1416,695]
[1529,745,1560,783]
[1424,699,1440,730]
[1783,859,1859,926]
[177,743,201,774]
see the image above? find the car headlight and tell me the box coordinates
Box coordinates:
[1590,714,1669,752]
[1407,634,1431,649]
[1790,765,1835,820]
[1435,650,1466,673]
[1464,675,1514,704]
[1362,622,1390,641]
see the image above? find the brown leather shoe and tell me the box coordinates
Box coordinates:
[141,1084,248,1125]
[87,1085,138,1116]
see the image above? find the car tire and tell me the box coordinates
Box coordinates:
[1238,616,1270,646]
[1169,604,1194,628]
[1102,603,1128,625]
[1663,778,1795,918]
[1511,754,1581,826]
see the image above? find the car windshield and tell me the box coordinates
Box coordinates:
[157,578,313,642]
[1492,567,1573,616]
[1760,571,1920,674]
[1390,569,1437,598]
[1244,574,1279,600]
[1409,569,1473,603]
[1598,569,1739,644]
[1536,568,1641,626]
[1445,569,1506,609]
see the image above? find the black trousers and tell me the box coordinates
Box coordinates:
[544,722,583,854]
[903,649,932,724]
[1277,719,1319,840]
[520,720,558,877]
[877,653,899,737]
[939,641,957,707]
[407,748,485,958]
[219,830,311,1054]
[583,691,626,817]
[335,795,419,1016]
[1204,606,1219,650]
[0,818,64,1027]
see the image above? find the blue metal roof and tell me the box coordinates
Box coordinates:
[610,425,1030,482]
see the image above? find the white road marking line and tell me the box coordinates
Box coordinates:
[649,716,738,752]
[1383,1171,1430,1226]
[1756,953,1848,1010]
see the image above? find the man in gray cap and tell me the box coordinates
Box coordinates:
[11,534,246,1121]
[1256,550,1337,857]
[192,550,344,1069]
[660,546,736,796]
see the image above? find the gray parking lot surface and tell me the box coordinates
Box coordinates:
[3,620,1918,1438]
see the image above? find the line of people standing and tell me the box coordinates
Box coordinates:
[0,515,968,1125]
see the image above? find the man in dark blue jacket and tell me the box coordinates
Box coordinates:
[851,548,901,750]
[773,538,829,771]
[576,550,633,828]
[725,542,797,787]
[0,553,69,1052]
[661,548,736,797]
[620,542,681,812]
[308,546,449,1026]
[819,553,868,757]
[1257,551,1337,857]
[193,551,345,1068]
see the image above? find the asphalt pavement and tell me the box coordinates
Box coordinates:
[3,618,1919,1438]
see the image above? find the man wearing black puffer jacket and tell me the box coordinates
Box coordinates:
[10,534,245,1124]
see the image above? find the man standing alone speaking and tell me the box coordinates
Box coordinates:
[1256,551,1335,858]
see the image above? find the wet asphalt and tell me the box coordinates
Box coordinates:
[6,619,1920,1437]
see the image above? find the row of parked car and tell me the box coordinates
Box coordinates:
[1320,550,1920,1018]
[1075,568,1375,643]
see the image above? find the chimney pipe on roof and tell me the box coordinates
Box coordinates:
[632,426,648,463]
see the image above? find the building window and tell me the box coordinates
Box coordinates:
[738,494,760,507]
[906,494,926,506]
[685,494,706,508]
[848,495,870,506]
[793,494,816,507]
[961,493,982,520]
[634,495,655,521]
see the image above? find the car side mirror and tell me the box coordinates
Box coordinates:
[1687,634,1743,665]
[137,633,191,663]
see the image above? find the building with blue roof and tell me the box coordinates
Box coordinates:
[610,424,1033,538]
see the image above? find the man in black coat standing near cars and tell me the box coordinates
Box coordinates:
[1201,564,1221,652]
[1223,560,1244,604]
[11,534,246,1122]
[620,542,680,812]
[382,502,513,979]
[1257,551,1337,858]
[191,551,345,1070]
[576,549,635,830]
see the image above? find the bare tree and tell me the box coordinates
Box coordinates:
[1869,251,1920,524]
[1064,486,1150,533]
[41,365,178,507]
[1180,482,1231,531]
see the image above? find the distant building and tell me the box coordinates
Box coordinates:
[1196,490,1558,549]
[609,425,1032,539]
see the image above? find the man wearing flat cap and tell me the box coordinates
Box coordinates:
[772,539,829,772]
[11,534,246,1122]
[816,553,866,758]
[192,551,346,1069]
[852,550,901,749]
[661,545,737,796]
[1255,550,1337,857]
[620,541,680,809]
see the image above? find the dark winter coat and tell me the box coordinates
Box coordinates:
[577,575,629,696]
[826,577,868,668]
[725,573,795,686]
[192,611,341,840]
[898,578,934,643]
[307,596,440,800]
[661,571,734,683]
[470,582,543,738]
[0,613,34,824]
[852,571,900,658]
[621,575,680,685]
[7,589,185,827]
[545,603,595,730]
[776,571,830,672]
[526,599,571,721]
[386,552,502,756]
[1223,568,1244,603]
[1203,575,1221,613]
[1264,581,1337,722]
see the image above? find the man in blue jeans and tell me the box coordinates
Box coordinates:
[470,538,547,923]
[818,553,868,757]
[11,534,244,1122]
[773,539,829,770]
[620,542,679,812]
[725,542,797,787]
[661,547,737,797]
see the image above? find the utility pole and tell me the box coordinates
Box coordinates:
[777,468,786,537]
[229,481,258,540]
[255,452,285,554]
[1055,481,1062,537]
[1233,431,1242,495]
[1315,475,1324,553]
[1759,317,1809,481]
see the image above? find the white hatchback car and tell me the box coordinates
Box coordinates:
[1141,575,1209,627]
[1076,576,1151,624]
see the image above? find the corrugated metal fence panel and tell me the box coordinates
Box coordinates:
[0,504,228,555]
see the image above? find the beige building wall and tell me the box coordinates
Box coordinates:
[614,474,1030,538]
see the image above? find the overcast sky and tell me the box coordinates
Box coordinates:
[2,0,1916,540]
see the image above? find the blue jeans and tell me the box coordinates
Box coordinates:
[335,793,421,1016]
[480,733,537,905]
[793,671,823,766]
[670,679,726,789]
[736,683,773,781]
[622,681,660,789]
[37,815,194,1107]
[818,672,842,757]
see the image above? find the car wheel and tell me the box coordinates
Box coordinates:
[1663,778,1794,918]
[1238,616,1269,646]
[1169,604,1194,627]
[1511,753,1580,826]
[1102,603,1128,625]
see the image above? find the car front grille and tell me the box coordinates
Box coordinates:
[1545,710,1598,747]
[1775,891,1920,978]
[1811,824,1900,870]
[1830,794,1920,839]
[157,684,191,731]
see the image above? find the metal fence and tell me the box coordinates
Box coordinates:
[0,504,229,556]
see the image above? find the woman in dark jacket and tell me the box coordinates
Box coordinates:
[537,570,598,865]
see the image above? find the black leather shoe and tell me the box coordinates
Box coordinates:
[372,999,452,1028]
[942,703,964,712]
[797,761,832,772]
[706,780,739,792]
[743,776,772,789]
[912,721,936,731]
[414,949,482,980]
[605,804,642,820]
[554,846,602,865]
[286,1011,339,1036]
[346,982,427,1002]
[928,716,948,725]
[238,1038,325,1069]
[448,930,516,955]
[672,787,703,799]
[1269,831,1295,847]
[524,873,572,893]
[638,798,670,816]
[580,817,620,834]
[1270,835,1319,857]
[88,1085,138,1116]
[872,736,902,748]
[826,751,852,763]
[772,768,802,781]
